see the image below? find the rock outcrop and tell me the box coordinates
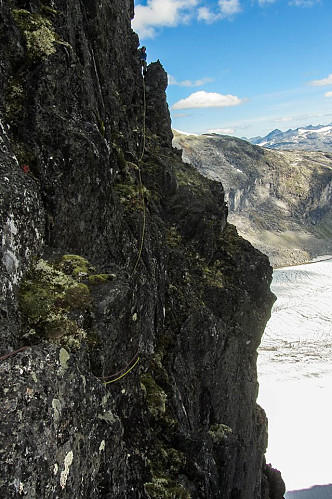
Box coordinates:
[0,1,284,497]
[173,131,332,267]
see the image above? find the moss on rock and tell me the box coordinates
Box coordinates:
[140,373,167,420]
[19,256,95,349]
[144,478,190,499]
[209,423,233,445]
[4,77,25,128]
[12,9,57,61]
[53,254,93,278]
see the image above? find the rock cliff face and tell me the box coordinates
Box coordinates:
[0,1,284,498]
[173,132,332,267]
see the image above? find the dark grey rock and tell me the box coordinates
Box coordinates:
[0,1,284,497]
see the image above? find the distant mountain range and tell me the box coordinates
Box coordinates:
[248,123,332,152]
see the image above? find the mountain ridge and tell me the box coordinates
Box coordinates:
[173,130,332,267]
[248,123,332,152]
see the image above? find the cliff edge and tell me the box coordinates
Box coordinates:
[0,1,284,497]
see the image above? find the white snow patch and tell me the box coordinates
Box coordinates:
[173,129,199,137]
[258,258,332,491]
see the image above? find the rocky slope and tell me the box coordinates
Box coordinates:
[249,124,332,152]
[0,1,284,497]
[173,132,332,267]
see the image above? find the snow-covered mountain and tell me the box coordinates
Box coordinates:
[249,124,332,152]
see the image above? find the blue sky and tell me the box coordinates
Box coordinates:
[132,0,332,138]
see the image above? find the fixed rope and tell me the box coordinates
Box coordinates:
[0,346,29,362]
[98,348,140,382]
[102,357,140,385]
[132,75,147,274]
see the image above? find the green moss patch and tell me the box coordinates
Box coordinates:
[87,274,116,285]
[19,259,92,348]
[174,162,209,198]
[140,373,167,420]
[208,423,232,445]
[18,253,114,349]
[166,226,182,248]
[12,8,70,62]
[4,77,25,127]
[53,254,93,278]
[12,9,57,61]
[144,478,190,499]
[140,355,190,498]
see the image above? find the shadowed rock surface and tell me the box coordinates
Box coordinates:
[173,131,332,267]
[0,1,284,497]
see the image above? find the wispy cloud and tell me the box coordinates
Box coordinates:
[168,75,214,87]
[289,0,321,6]
[257,0,276,6]
[172,90,244,109]
[309,74,332,86]
[325,91,332,98]
[274,117,293,123]
[172,112,192,117]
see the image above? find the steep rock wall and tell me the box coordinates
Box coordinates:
[0,1,284,497]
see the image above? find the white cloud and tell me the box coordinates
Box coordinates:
[168,75,214,87]
[197,6,215,21]
[274,117,292,122]
[218,0,242,16]
[198,0,242,22]
[172,90,243,109]
[310,74,332,86]
[257,0,276,5]
[172,112,192,117]
[289,0,321,6]
[325,91,332,98]
[132,0,199,38]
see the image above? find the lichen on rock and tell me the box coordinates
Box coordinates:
[0,0,284,497]
[12,9,58,61]
[19,256,93,348]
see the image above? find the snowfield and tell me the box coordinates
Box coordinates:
[257,258,332,492]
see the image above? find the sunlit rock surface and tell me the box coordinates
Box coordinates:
[173,131,332,267]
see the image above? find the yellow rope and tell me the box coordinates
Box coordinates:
[133,76,147,273]
[103,357,140,385]
[103,77,145,386]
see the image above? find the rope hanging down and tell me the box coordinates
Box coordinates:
[133,75,147,274]
[98,349,140,385]
[0,346,29,362]
[103,357,140,385]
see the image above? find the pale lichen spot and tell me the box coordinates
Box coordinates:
[60,450,73,489]
[52,398,62,422]
[99,440,105,453]
[59,348,70,370]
